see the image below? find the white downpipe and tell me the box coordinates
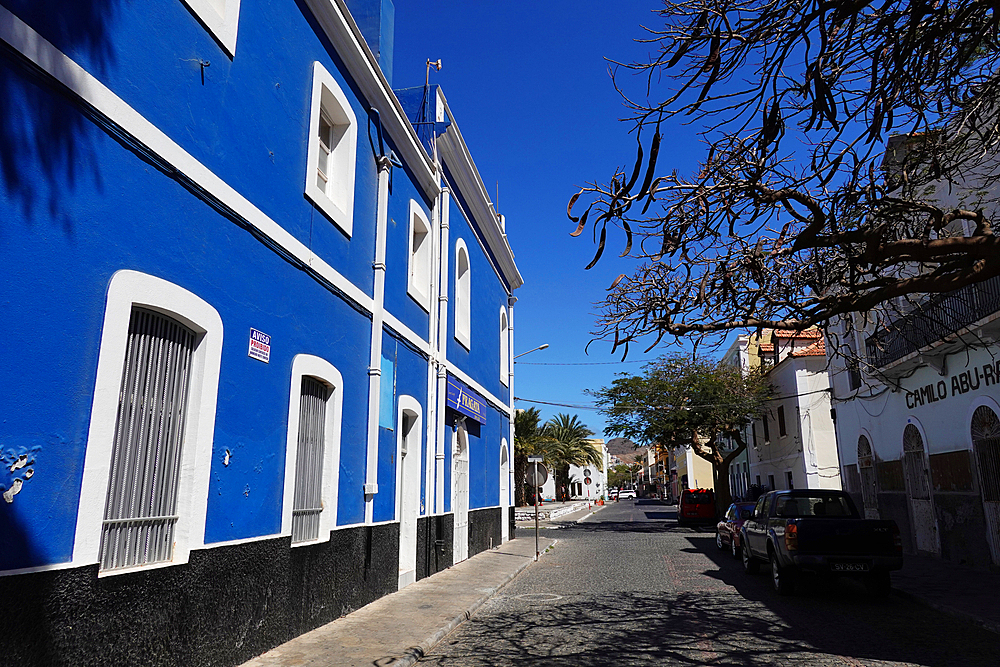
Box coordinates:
[435,187,451,514]
[364,156,392,522]
[507,299,516,508]
[424,194,440,518]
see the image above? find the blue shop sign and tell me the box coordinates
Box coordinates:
[446,376,487,424]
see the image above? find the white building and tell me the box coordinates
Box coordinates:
[749,330,842,492]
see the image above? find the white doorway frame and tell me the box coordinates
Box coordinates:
[396,396,422,589]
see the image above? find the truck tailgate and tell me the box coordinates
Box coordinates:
[794,519,898,556]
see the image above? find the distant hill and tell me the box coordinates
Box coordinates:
[606,437,642,456]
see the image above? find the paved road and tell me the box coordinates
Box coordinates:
[419,499,1000,666]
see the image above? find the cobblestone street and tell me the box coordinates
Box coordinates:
[418,500,1000,666]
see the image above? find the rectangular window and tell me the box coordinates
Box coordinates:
[305,61,357,237]
[768,474,775,490]
[786,471,794,489]
[292,376,330,543]
[762,416,770,442]
[100,308,195,571]
[778,405,787,437]
[756,475,761,487]
[316,110,334,192]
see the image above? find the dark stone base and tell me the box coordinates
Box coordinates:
[934,493,992,569]
[509,505,516,539]
[0,524,399,667]
[416,513,453,581]
[468,507,502,558]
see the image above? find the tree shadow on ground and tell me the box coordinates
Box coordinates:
[421,530,1000,666]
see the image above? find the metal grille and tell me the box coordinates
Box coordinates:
[100,308,195,571]
[902,424,931,500]
[857,435,879,518]
[292,376,329,543]
[972,406,1000,502]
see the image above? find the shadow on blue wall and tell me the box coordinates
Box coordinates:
[0,0,118,223]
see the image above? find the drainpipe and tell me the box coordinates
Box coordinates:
[424,195,440,519]
[435,187,451,514]
[364,153,392,523]
[507,295,517,510]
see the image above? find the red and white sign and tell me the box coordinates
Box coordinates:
[248,328,270,363]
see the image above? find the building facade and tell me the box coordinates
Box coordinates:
[0,1,521,665]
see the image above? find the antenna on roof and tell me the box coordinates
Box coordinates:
[425,59,441,87]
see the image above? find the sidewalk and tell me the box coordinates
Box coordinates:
[239,534,555,667]
[891,553,1000,635]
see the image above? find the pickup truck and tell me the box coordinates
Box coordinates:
[740,490,903,596]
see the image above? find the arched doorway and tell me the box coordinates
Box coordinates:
[858,435,880,520]
[453,421,470,563]
[500,440,510,542]
[396,399,422,589]
[971,404,1000,565]
[902,423,939,554]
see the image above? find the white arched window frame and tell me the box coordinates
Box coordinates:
[181,0,242,56]
[407,200,432,311]
[73,270,223,575]
[499,307,509,387]
[282,354,344,546]
[304,61,357,238]
[454,239,471,350]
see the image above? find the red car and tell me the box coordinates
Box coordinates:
[677,488,716,525]
[716,501,757,558]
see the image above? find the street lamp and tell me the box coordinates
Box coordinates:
[514,343,549,360]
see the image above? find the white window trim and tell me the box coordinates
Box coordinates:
[499,306,509,387]
[406,200,432,312]
[283,354,344,545]
[73,270,223,574]
[395,395,423,520]
[305,61,358,237]
[181,0,241,57]
[454,238,471,350]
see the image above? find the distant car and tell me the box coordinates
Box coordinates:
[716,502,757,558]
[609,489,619,500]
[678,488,716,525]
[618,489,637,499]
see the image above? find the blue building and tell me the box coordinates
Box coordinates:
[0,1,522,664]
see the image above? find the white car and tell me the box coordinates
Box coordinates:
[618,489,637,499]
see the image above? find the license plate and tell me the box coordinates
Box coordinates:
[832,562,869,572]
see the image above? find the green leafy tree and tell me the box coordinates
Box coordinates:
[608,462,642,489]
[593,355,771,513]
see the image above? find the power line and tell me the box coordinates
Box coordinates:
[515,358,657,366]
[515,387,832,412]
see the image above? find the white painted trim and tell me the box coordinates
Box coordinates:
[407,200,433,312]
[500,438,510,541]
[72,270,223,572]
[396,395,422,589]
[282,354,345,545]
[304,61,357,237]
[181,0,241,57]
[454,238,471,350]
[499,306,509,387]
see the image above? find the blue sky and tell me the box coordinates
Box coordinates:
[393,1,708,438]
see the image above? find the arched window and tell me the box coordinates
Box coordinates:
[407,201,432,311]
[305,61,357,237]
[499,307,509,386]
[454,239,471,349]
[74,271,223,573]
[283,355,344,545]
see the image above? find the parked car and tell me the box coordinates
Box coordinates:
[677,488,715,525]
[716,502,757,558]
[618,488,637,499]
[609,489,619,500]
[740,490,903,596]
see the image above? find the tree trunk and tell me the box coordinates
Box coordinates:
[514,453,528,506]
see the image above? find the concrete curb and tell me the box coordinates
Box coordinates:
[389,545,551,666]
[891,587,1000,637]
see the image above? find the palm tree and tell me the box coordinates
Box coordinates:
[545,414,599,501]
[513,408,555,506]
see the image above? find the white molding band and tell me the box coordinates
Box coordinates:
[180,0,242,57]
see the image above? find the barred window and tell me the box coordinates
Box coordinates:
[292,377,330,543]
[100,308,195,571]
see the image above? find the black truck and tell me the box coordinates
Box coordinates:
[740,490,903,596]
